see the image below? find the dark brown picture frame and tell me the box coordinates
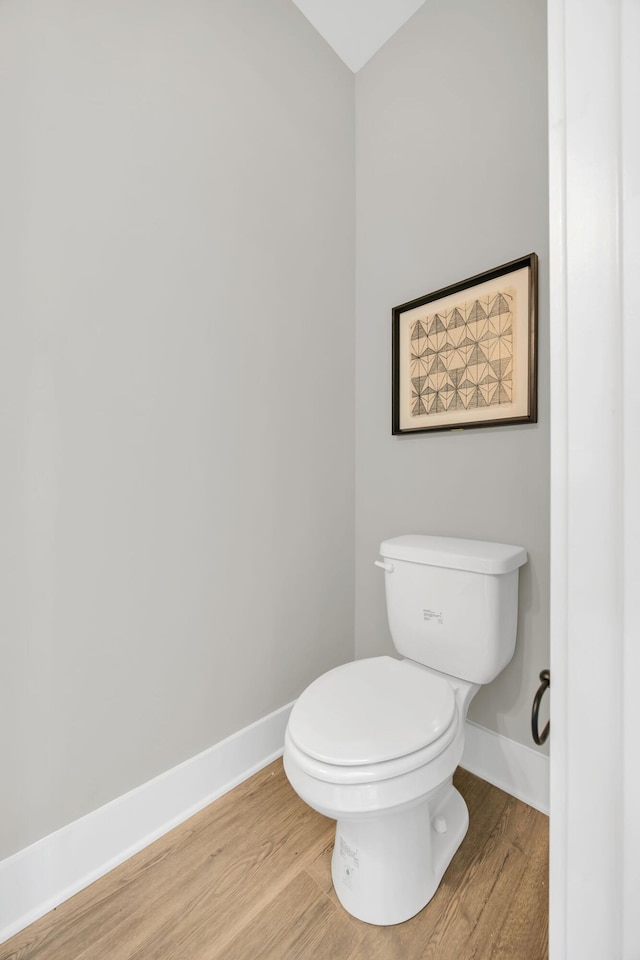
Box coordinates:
[392,254,538,435]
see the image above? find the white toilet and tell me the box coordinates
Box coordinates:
[283,534,527,926]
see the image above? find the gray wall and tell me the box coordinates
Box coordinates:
[354,0,549,749]
[0,0,355,859]
[0,0,549,863]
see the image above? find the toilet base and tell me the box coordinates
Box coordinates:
[330,780,469,926]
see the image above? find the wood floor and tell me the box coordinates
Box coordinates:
[0,760,548,960]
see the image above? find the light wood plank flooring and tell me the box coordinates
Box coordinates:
[0,760,548,960]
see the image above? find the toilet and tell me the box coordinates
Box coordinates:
[283,534,527,926]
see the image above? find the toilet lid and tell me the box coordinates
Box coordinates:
[288,656,456,766]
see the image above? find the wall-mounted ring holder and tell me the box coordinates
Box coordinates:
[531,669,550,745]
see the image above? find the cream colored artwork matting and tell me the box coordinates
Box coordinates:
[392,255,537,434]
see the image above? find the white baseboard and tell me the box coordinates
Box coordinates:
[0,701,294,946]
[461,719,549,815]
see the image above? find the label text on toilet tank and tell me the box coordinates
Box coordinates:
[423,609,444,624]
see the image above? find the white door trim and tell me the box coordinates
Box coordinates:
[620,6,640,956]
[548,1,640,956]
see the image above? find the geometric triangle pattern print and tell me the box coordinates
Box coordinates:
[410,288,514,417]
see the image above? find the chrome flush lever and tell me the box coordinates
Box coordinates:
[374,560,395,573]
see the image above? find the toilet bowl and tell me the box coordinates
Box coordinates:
[283,656,479,925]
[283,535,527,926]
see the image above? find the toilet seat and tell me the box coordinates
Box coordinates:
[285,716,459,786]
[287,656,458,782]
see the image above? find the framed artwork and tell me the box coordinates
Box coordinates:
[392,254,538,434]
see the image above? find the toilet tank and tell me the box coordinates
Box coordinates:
[379,535,527,685]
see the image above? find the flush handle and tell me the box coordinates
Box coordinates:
[531,670,550,745]
[374,560,395,573]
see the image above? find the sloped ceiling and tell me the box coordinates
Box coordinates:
[290,0,428,73]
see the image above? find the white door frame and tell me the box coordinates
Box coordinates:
[548,0,640,957]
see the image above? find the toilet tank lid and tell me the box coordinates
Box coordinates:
[379,535,527,575]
